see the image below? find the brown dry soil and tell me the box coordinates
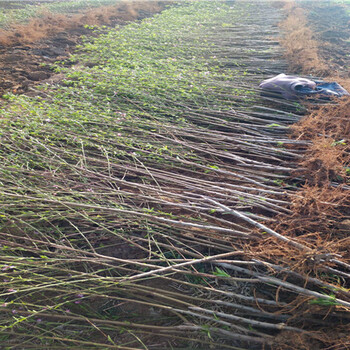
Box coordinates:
[0,1,168,97]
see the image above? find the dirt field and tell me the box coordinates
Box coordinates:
[306,2,350,77]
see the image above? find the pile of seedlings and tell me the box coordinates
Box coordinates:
[0,1,349,349]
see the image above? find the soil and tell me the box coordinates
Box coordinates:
[305,3,350,77]
[0,1,167,97]
[1,30,79,96]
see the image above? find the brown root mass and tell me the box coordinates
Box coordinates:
[274,327,350,350]
[279,4,328,75]
[293,97,350,185]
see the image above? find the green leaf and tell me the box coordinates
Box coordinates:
[213,267,230,278]
[267,123,282,127]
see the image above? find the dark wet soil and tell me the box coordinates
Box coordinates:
[1,26,91,96]
[1,42,84,97]
[305,3,350,77]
